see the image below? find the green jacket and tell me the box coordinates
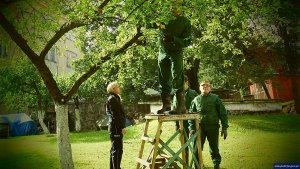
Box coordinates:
[188,93,229,131]
[174,88,198,130]
[172,88,198,110]
[159,15,191,53]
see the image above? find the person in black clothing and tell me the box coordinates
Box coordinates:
[106,82,126,169]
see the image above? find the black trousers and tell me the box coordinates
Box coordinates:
[110,134,123,169]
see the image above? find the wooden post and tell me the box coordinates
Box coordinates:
[179,120,187,169]
[136,114,203,169]
[151,121,163,169]
[195,119,203,169]
[136,119,150,169]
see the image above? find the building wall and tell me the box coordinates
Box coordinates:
[45,31,82,76]
[143,100,282,115]
[223,100,282,114]
[250,75,300,101]
[271,75,294,100]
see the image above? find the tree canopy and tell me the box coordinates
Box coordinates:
[1,0,299,168]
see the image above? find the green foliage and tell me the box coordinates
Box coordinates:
[1,0,298,111]
[0,55,51,112]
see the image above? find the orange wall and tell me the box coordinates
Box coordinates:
[250,75,300,100]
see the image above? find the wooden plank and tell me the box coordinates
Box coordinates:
[151,122,163,169]
[141,136,155,144]
[189,131,201,169]
[162,132,198,169]
[137,120,150,169]
[159,139,184,165]
[158,130,180,154]
[145,114,200,122]
[195,119,204,169]
[136,157,151,168]
[179,120,187,169]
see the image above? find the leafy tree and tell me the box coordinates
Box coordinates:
[0,55,51,133]
[1,0,299,168]
[0,0,183,168]
[276,0,300,112]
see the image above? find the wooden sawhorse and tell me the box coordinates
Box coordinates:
[136,114,204,169]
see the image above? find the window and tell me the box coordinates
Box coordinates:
[46,47,57,63]
[66,31,75,41]
[65,50,77,68]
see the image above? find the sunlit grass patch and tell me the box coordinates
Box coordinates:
[0,113,299,169]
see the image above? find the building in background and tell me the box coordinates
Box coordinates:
[45,31,81,76]
[250,74,300,101]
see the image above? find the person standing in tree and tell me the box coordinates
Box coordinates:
[106,82,126,169]
[155,3,192,115]
[189,81,229,169]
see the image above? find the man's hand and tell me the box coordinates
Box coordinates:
[221,129,227,140]
[122,128,126,135]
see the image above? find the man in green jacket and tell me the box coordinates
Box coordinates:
[189,81,229,169]
[156,6,192,115]
[174,75,198,163]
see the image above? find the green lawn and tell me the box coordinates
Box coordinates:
[0,113,300,169]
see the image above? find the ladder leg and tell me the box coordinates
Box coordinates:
[150,121,163,169]
[179,120,187,169]
[195,119,204,169]
[137,119,150,169]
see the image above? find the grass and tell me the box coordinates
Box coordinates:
[0,113,300,169]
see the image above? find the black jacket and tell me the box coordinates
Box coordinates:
[106,93,126,135]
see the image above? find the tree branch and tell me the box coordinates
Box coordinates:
[0,11,64,102]
[0,11,39,60]
[40,0,113,58]
[99,0,112,10]
[39,21,87,58]
[124,0,148,21]
[64,26,143,101]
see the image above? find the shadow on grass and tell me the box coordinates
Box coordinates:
[48,125,139,143]
[0,152,59,169]
[230,113,300,133]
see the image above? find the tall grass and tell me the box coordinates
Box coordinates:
[0,113,299,169]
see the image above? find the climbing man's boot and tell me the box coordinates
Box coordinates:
[156,93,171,114]
[168,91,186,114]
[214,164,220,169]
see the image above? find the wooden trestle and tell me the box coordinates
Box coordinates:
[136,114,204,169]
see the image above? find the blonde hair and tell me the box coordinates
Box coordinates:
[107,82,119,93]
[200,80,211,87]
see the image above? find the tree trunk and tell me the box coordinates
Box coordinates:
[55,103,74,169]
[239,88,244,99]
[261,83,271,99]
[186,58,200,93]
[38,110,50,134]
[280,25,300,114]
[37,92,49,134]
[75,108,81,132]
[74,96,81,132]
